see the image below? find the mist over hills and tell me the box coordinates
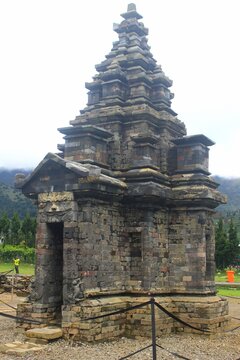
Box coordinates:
[0,168,239,218]
[214,175,240,213]
[0,168,36,218]
[0,168,31,186]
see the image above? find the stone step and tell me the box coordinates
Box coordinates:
[25,326,63,341]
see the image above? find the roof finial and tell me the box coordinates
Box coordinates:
[121,3,142,20]
[127,3,136,12]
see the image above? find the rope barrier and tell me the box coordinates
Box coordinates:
[0,269,14,276]
[82,300,152,321]
[232,316,240,321]
[0,297,17,310]
[83,298,210,333]
[119,344,152,359]
[156,344,191,360]
[82,297,211,359]
[154,302,210,333]
[224,324,240,333]
[0,311,41,324]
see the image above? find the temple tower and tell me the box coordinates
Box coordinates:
[16,4,228,340]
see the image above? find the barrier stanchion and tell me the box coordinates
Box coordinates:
[150,297,157,360]
[11,274,14,301]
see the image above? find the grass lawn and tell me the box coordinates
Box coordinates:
[216,286,240,297]
[215,270,240,297]
[0,262,35,275]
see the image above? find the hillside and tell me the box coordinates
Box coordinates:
[0,168,31,186]
[214,176,240,213]
[0,169,36,218]
[0,169,239,218]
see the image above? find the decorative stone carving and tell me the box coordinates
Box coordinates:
[72,278,84,302]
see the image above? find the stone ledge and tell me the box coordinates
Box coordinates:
[25,326,63,340]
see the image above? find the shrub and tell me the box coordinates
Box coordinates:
[0,244,35,263]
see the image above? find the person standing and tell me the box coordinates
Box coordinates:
[13,256,20,274]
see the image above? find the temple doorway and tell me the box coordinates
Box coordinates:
[45,222,64,310]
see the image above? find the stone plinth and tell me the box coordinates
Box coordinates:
[17,295,229,342]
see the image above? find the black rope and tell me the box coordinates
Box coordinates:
[224,324,240,333]
[154,302,210,333]
[119,344,152,359]
[0,298,17,310]
[0,269,14,275]
[156,344,192,360]
[83,299,212,333]
[232,316,240,321]
[83,300,151,321]
[0,311,41,324]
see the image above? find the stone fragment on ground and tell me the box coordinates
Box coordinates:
[0,341,44,355]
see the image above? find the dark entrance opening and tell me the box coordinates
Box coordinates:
[45,222,64,312]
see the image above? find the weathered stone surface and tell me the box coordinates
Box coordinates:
[16,4,228,342]
[25,327,63,340]
[0,341,44,355]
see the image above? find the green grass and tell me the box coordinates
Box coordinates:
[216,286,240,297]
[215,270,240,283]
[215,270,240,297]
[0,262,35,275]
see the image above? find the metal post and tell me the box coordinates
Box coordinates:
[11,274,14,301]
[150,297,157,360]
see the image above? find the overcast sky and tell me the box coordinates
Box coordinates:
[0,0,239,177]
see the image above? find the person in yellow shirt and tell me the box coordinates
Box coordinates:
[13,256,20,274]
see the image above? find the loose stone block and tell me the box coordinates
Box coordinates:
[25,327,63,340]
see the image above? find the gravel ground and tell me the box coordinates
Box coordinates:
[0,294,240,360]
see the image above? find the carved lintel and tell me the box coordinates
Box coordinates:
[38,191,74,202]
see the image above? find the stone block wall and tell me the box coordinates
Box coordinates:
[64,135,109,167]
[176,144,209,174]
[170,296,229,333]
[17,302,61,330]
[123,207,169,292]
[75,200,125,296]
[17,295,229,341]
[168,210,215,293]
[62,297,127,342]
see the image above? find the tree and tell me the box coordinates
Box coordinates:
[0,212,10,245]
[10,212,21,245]
[215,219,228,269]
[21,213,36,247]
[0,212,37,247]
[226,219,240,266]
[215,218,240,269]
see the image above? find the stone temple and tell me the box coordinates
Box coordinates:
[16,4,228,340]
